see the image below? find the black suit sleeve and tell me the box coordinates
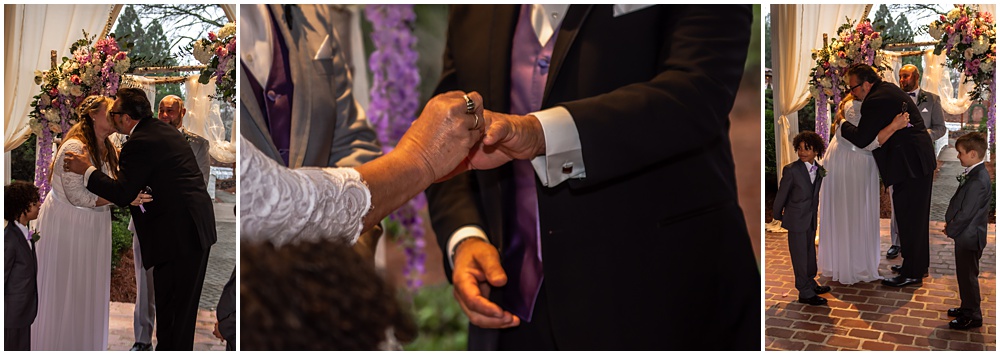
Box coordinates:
[772,164,794,221]
[562,5,751,188]
[5,231,14,285]
[840,88,896,148]
[87,138,156,207]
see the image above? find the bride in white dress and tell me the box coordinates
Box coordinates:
[818,94,908,285]
[31,96,122,350]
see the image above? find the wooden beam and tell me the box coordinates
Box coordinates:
[132,65,206,74]
[884,41,938,50]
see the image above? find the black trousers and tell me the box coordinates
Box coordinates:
[152,249,210,351]
[788,228,819,298]
[497,285,557,350]
[891,173,933,279]
[4,327,29,351]
[955,245,983,320]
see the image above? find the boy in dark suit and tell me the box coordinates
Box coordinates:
[944,132,992,330]
[774,131,831,306]
[5,181,40,350]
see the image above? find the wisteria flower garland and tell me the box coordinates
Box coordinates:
[366,4,426,290]
[28,32,129,202]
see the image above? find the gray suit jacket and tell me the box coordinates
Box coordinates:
[773,160,824,233]
[4,223,37,328]
[945,163,991,251]
[915,90,947,142]
[240,4,381,169]
[182,128,211,187]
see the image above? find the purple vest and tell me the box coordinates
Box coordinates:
[502,4,559,323]
[244,9,294,166]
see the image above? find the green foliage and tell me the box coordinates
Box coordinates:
[403,284,469,351]
[872,5,921,70]
[113,5,183,106]
[747,5,761,74]
[10,134,37,182]
[110,206,133,269]
[764,13,771,69]
[765,88,775,179]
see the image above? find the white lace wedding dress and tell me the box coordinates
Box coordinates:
[31,138,111,350]
[817,100,882,285]
[240,135,370,246]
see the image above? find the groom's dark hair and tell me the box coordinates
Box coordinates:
[4,181,39,222]
[847,64,881,84]
[116,88,153,121]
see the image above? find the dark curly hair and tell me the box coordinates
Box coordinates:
[241,240,417,350]
[847,63,881,84]
[793,130,826,158]
[5,181,39,222]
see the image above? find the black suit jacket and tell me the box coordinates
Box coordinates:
[87,118,216,268]
[841,81,936,186]
[773,161,823,233]
[945,163,991,251]
[4,223,37,328]
[426,5,758,350]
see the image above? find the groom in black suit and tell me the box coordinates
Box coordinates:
[65,88,216,350]
[839,64,936,287]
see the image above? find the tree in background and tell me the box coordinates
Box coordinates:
[872,4,921,69]
[112,5,182,108]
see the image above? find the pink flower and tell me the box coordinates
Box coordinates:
[70,75,81,85]
[208,31,217,41]
[226,39,235,53]
[49,88,58,97]
[215,46,228,58]
[95,38,119,56]
[114,51,127,61]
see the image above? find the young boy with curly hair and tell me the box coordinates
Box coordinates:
[773,131,831,306]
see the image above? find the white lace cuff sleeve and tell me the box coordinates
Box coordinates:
[240,136,371,246]
[58,140,99,207]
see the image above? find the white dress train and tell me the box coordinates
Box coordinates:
[239,134,371,246]
[817,100,883,285]
[31,139,112,350]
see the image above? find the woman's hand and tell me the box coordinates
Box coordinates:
[889,112,910,131]
[393,91,485,184]
[130,193,153,206]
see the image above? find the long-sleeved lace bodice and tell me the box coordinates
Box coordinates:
[240,135,371,246]
[839,100,880,152]
[51,139,107,208]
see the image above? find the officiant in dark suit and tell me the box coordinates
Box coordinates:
[840,64,936,287]
[64,88,216,350]
[426,4,759,350]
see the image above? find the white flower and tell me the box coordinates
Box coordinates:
[193,40,215,64]
[979,59,994,73]
[947,8,961,21]
[29,120,43,136]
[929,23,944,40]
[809,86,819,98]
[972,36,989,54]
[218,22,236,39]
[44,107,61,123]
[114,57,130,74]
[871,36,883,49]
[47,121,62,134]
[819,77,832,89]
[40,94,51,107]
[964,47,974,60]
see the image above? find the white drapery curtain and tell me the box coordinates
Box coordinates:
[184,75,235,163]
[219,4,235,22]
[880,50,906,86]
[923,50,976,115]
[770,4,868,181]
[4,4,113,152]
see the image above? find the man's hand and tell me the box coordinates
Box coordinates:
[452,238,520,328]
[465,110,546,171]
[64,151,93,175]
[130,193,153,206]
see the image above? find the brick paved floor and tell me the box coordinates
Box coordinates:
[764,220,996,351]
[108,302,227,350]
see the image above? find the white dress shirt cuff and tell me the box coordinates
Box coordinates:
[446,225,489,269]
[530,106,586,187]
[82,166,97,187]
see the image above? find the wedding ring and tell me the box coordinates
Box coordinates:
[472,114,481,130]
[463,94,475,114]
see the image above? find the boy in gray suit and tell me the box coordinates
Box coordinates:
[5,181,40,350]
[774,131,831,306]
[944,132,991,330]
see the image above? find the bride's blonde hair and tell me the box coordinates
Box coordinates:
[831,93,855,137]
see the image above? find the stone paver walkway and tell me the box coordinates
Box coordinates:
[765,220,996,350]
[108,302,227,351]
[201,188,235,309]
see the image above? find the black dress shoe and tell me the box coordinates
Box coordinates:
[949,317,983,330]
[130,343,152,351]
[881,275,922,287]
[814,285,831,295]
[797,295,828,306]
[890,264,903,273]
[948,308,963,317]
[886,245,900,259]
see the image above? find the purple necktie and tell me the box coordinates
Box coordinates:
[501,4,558,322]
